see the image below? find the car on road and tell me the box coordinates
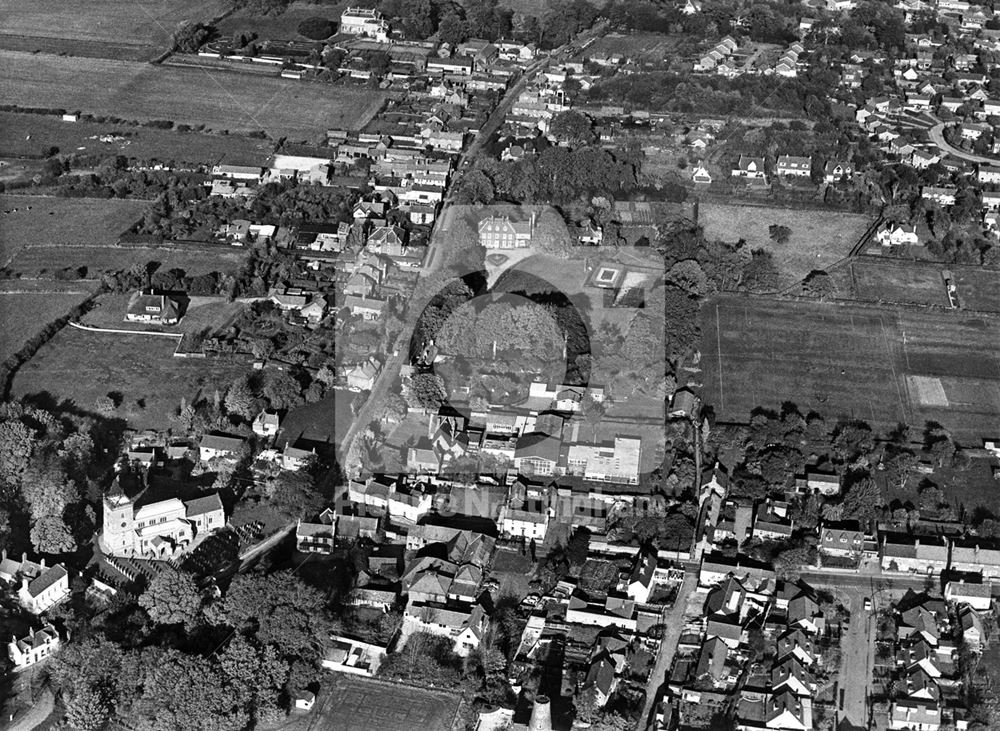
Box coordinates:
[863,597,872,611]
[839,688,845,710]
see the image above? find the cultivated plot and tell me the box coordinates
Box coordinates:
[0,51,385,140]
[699,203,873,288]
[843,258,950,307]
[700,295,1000,442]
[0,0,228,60]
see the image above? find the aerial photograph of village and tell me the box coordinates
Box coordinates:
[2,0,1000,729]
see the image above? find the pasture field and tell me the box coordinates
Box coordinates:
[80,294,246,334]
[0,291,92,361]
[0,112,274,165]
[281,675,459,731]
[699,203,873,289]
[700,295,1000,443]
[13,326,248,429]
[217,1,345,41]
[0,0,228,60]
[0,51,385,140]
[0,195,148,266]
[952,266,1000,312]
[841,258,950,307]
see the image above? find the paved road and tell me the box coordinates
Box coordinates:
[638,573,698,730]
[834,588,876,729]
[928,121,1000,164]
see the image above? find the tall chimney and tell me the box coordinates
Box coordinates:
[529,695,552,731]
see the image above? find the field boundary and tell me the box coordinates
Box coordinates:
[67,321,205,358]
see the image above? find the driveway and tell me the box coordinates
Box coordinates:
[638,573,698,730]
[927,122,1000,165]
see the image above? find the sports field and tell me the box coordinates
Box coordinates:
[282,676,459,731]
[700,295,1000,442]
[0,195,148,267]
[0,51,384,140]
[0,112,274,165]
[0,0,228,60]
[699,203,873,289]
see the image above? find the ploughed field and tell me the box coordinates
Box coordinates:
[700,294,1000,442]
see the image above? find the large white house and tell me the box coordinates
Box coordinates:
[339,7,389,40]
[0,553,71,615]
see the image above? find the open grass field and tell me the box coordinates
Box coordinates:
[0,195,148,266]
[281,675,459,731]
[699,203,874,289]
[0,51,385,140]
[952,266,1000,312]
[0,112,274,165]
[0,0,228,60]
[700,295,1000,443]
[13,326,248,429]
[7,243,245,278]
[0,291,92,361]
[81,294,246,333]
[839,258,951,307]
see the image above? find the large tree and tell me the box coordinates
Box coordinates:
[139,568,203,627]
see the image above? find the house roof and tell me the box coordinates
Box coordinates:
[514,432,561,462]
[200,434,246,453]
[26,564,68,598]
[184,493,223,517]
[126,290,179,320]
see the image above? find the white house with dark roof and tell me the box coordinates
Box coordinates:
[199,433,246,462]
[9,623,60,671]
[776,155,812,177]
[889,698,941,730]
[125,290,180,325]
[944,581,992,611]
[732,155,767,179]
[0,554,71,615]
[876,223,919,247]
[252,410,280,438]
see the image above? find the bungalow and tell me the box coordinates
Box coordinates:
[343,294,387,321]
[795,470,842,495]
[199,433,245,462]
[906,93,933,109]
[823,161,854,183]
[875,222,919,247]
[125,290,180,325]
[939,97,964,113]
[922,186,957,206]
[691,164,713,186]
[960,122,990,140]
[8,624,60,671]
[731,155,767,179]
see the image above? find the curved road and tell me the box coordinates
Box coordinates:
[928,122,1000,165]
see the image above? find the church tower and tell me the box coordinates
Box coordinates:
[99,479,136,556]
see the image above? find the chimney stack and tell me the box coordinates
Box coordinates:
[528,695,552,731]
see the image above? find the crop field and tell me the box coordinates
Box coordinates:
[81,294,246,334]
[0,0,228,60]
[952,266,1000,312]
[0,195,148,266]
[840,259,950,307]
[13,326,248,429]
[0,51,385,140]
[699,203,873,289]
[700,295,1000,443]
[281,676,459,731]
[0,291,91,361]
[0,112,274,165]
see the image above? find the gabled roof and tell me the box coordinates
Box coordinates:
[26,564,68,598]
